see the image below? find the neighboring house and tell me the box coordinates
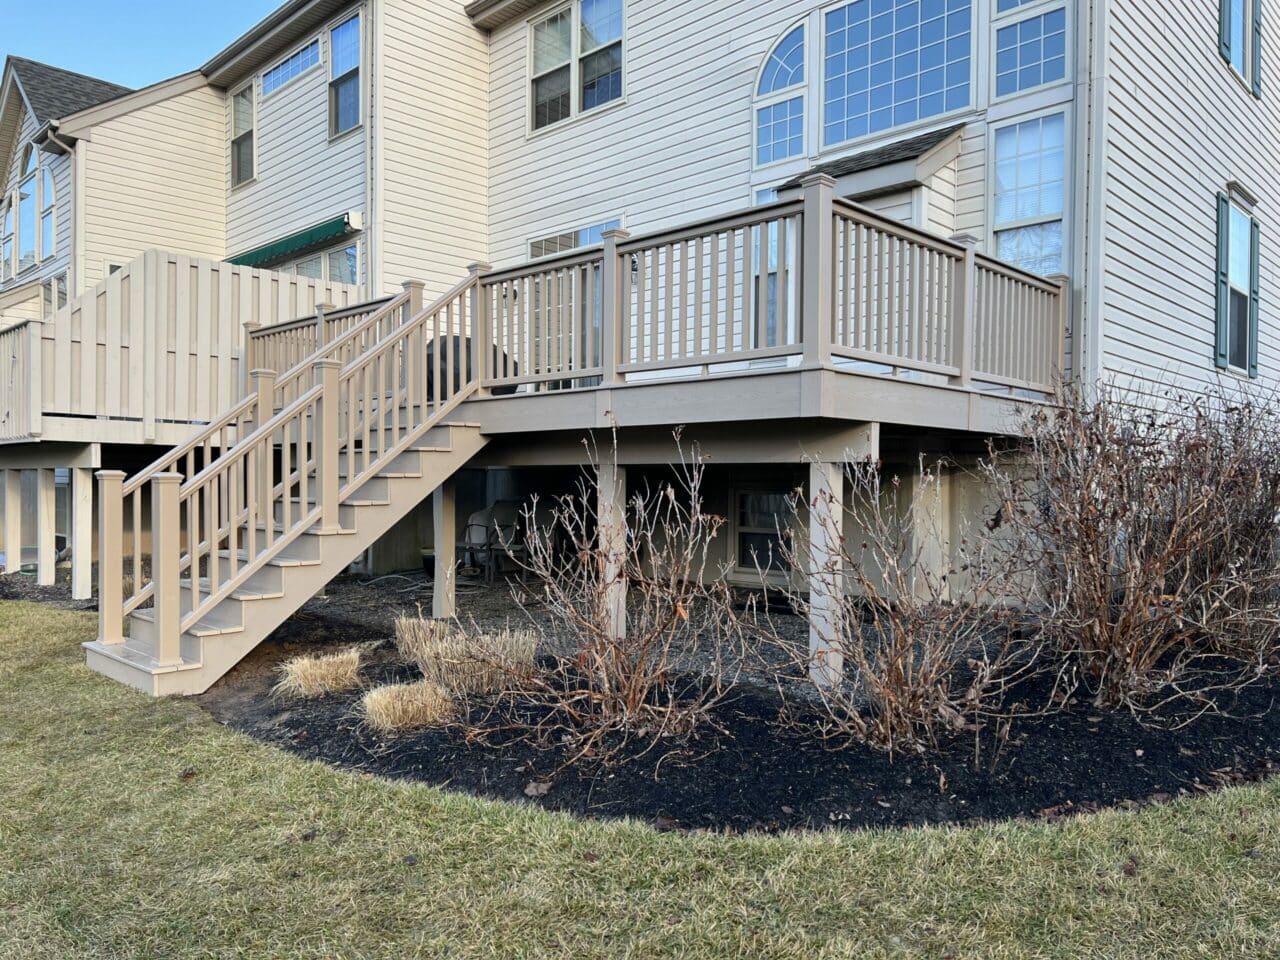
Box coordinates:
[0,0,1267,695]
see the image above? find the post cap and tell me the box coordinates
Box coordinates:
[152,472,183,484]
[311,357,343,368]
[401,279,425,290]
[94,470,128,480]
[249,367,278,378]
[949,232,981,249]
[467,262,494,276]
[315,302,335,314]
[798,172,837,188]
[601,227,632,241]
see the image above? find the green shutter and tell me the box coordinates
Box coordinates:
[1222,0,1235,61]
[1249,216,1261,377]
[1253,0,1264,97]
[1215,192,1232,369]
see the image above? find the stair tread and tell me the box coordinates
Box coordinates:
[130,608,244,638]
[180,578,285,602]
[84,639,203,674]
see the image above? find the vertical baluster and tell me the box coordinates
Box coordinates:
[776,218,789,347]
[709,232,721,358]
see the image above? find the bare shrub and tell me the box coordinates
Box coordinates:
[361,680,455,732]
[771,460,1049,756]
[986,383,1280,715]
[394,615,537,695]
[494,441,760,764]
[273,647,363,699]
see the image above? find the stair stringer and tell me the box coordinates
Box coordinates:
[83,423,488,696]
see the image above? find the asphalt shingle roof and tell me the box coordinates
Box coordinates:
[780,123,967,189]
[8,57,132,124]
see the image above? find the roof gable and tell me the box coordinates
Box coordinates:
[7,57,131,125]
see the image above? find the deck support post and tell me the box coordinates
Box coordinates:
[807,460,845,688]
[432,477,456,620]
[2,469,20,574]
[597,462,627,641]
[800,173,836,368]
[312,359,342,535]
[601,229,632,384]
[97,471,126,644]
[71,467,93,600]
[152,473,183,666]
[35,468,56,586]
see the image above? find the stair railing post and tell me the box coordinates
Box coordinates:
[601,228,631,384]
[250,368,277,521]
[242,322,262,395]
[315,302,335,353]
[96,470,127,644]
[468,263,493,397]
[312,359,342,534]
[401,281,426,421]
[152,472,183,666]
[949,233,979,388]
[800,173,836,369]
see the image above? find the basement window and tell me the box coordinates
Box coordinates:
[733,490,792,574]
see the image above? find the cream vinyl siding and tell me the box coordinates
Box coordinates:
[486,1,1049,265]
[79,85,227,291]
[225,16,368,279]
[1097,0,1280,396]
[1,105,72,294]
[378,0,489,299]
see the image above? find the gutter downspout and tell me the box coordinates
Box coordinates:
[1077,0,1109,398]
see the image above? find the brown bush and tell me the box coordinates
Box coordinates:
[360,680,455,732]
[394,615,537,695]
[985,383,1280,714]
[273,647,364,699]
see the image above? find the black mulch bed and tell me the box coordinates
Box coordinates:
[201,613,1280,834]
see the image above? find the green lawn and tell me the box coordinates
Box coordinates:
[1,601,1278,959]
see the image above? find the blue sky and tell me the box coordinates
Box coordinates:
[2,0,284,89]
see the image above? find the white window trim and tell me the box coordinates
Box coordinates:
[1223,196,1255,376]
[986,102,1072,275]
[262,37,323,98]
[15,170,37,276]
[988,2,1071,104]
[1,194,13,282]
[229,82,257,190]
[1222,0,1259,88]
[816,0,980,156]
[753,20,808,171]
[526,0,627,137]
[328,12,363,140]
[38,165,56,262]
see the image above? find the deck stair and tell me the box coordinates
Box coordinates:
[85,274,488,696]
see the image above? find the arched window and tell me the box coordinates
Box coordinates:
[754,25,805,167]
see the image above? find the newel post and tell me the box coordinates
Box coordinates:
[96,470,127,644]
[1047,272,1070,383]
[401,279,425,319]
[315,302,335,350]
[151,473,183,666]
[601,227,631,384]
[242,322,262,393]
[250,368,277,427]
[26,320,43,437]
[468,262,493,396]
[800,174,836,368]
[950,233,980,388]
[312,359,342,534]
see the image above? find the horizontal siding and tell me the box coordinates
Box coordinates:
[80,85,227,291]
[1102,0,1280,395]
[226,13,367,274]
[0,104,72,299]
[379,0,489,299]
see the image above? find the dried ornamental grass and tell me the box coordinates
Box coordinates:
[360,680,455,732]
[273,647,363,699]
[395,616,537,695]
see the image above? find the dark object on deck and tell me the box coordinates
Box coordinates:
[424,336,519,397]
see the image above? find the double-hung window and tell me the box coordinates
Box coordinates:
[39,167,55,260]
[994,5,1067,97]
[231,87,255,186]
[1220,0,1263,96]
[1,199,12,281]
[992,112,1065,275]
[330,15,361,135]
[1215,193,1260,375]
[530,0,624,132]
[734,491,792,574]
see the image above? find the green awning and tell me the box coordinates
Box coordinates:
[228,214,354,268]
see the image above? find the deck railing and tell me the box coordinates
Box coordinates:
[474,175,1067,395]
[0,320,38,441]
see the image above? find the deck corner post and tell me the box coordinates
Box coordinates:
[432,477,457,620]
[96,470,127,644]
[601,228,632,385]
[950,233,980,388]
[467,263,493,396]
[151,472,183,666]
[71,467,94,601]
[1047,272,1070,385]
[25,320,43,438]
[2,469,22,575]
[807,460,845,688]
[312,358,342,534]
[800,173,836,369]
[597,462,627,641]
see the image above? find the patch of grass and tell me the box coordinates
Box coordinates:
[395,615,536,694]
[361,679,454,731]
[0,599,1278,958]
[273,647,364,699]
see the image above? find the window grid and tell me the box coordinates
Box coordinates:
[760,25,805,94]
[529,218,622,259]
[995,8,1066,97]
[757,96,805,166]
[263,40,320,96]
[231,87,254,186]
[823,0,972,148]
[993,112,1065,275]
[530,0,624,132]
